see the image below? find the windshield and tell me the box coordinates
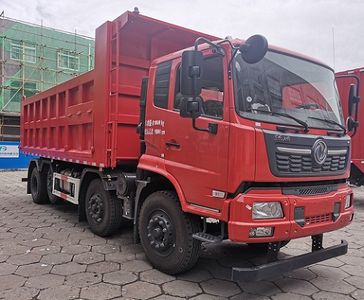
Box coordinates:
[234,50,344,130]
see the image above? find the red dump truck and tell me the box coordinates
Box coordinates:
[21,10,359,281]
[336,68,363,185]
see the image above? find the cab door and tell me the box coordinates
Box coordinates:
[163,55,230,212]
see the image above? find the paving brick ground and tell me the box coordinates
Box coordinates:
[1,170,364,299]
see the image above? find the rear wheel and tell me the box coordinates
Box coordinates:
[30,167,49,204]
[138,191,201,275]
[46,166,61,204]
[85,179,122,237]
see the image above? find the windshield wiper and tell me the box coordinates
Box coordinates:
[249,108,309,133]
[308,116,346,133]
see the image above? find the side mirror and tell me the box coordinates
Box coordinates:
[347,117,358,132]
[181,50,203,97]
[348,84,358,117]
[335,74,360,135]
[180,97,202,119]
[347,84,360,132]
[239,34,268,64]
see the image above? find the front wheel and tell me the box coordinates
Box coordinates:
[138,191,201,275]
[85,179,122,237]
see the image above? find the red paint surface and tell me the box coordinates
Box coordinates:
[336,68,364,173]
[228,185,353,243]
[20,11,218,168]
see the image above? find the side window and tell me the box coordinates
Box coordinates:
[154,61,172,109]
[174,56,224,119]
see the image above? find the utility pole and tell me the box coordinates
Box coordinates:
[332,27,336,70]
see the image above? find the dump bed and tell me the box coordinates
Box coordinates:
[21,11,217,168]
[336,68,364,173]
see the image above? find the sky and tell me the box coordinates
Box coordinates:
[1,0,363,71]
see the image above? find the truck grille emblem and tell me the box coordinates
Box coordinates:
[312,139,328,165]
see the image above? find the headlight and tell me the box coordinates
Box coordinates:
[345,194,352,209]
[253,202,283,219]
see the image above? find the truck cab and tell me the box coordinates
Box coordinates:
[137,37,356,279]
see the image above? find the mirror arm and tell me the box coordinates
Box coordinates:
[335,74,361,106]
[348,118,359,137]
[227,48,240,79]
[352,126,358,137]
[335,74,360,96]
[192,119,218,134]
[194,37,224,56]
[216,38,235,49]
[215,39,240,80]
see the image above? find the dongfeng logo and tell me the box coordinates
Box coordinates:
[0,146,7,152]
[274,134,290,143]
[312,139,328,165]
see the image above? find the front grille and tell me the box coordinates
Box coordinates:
[276,152,347,174]
[282,183,339,196]
[297,186,331,195]
[264,130,350,177]
[305,213,331,225]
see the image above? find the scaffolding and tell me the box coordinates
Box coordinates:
[0,12,95,140]
[0,12,95,114]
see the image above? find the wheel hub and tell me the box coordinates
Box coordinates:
[152,227,162,239]
[87,194,104,223]
[147,211,174,254]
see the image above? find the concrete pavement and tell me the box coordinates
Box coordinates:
[1,171,364,299]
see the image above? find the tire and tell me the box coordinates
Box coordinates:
[46,166,61,204]
[85,179,122,237]
[138,191,201,275]
[30,167,49,204]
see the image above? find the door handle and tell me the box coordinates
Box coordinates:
[165,140,181,149]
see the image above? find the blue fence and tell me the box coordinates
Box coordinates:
[0,141,35,170]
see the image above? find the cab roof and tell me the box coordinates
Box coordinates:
[153,38,333,72]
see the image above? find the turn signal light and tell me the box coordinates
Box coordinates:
[249,227,274,237]
[345,194,352,209]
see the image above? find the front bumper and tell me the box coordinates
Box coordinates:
[232,239,348,281]
[228,185,354,243]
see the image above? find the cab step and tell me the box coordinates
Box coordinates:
[192,232,223,243]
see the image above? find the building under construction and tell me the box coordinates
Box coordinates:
[0,13,95,141]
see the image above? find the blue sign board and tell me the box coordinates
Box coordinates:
[0,141,34,169]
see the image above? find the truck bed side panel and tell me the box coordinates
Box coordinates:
[20,11,218,168]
